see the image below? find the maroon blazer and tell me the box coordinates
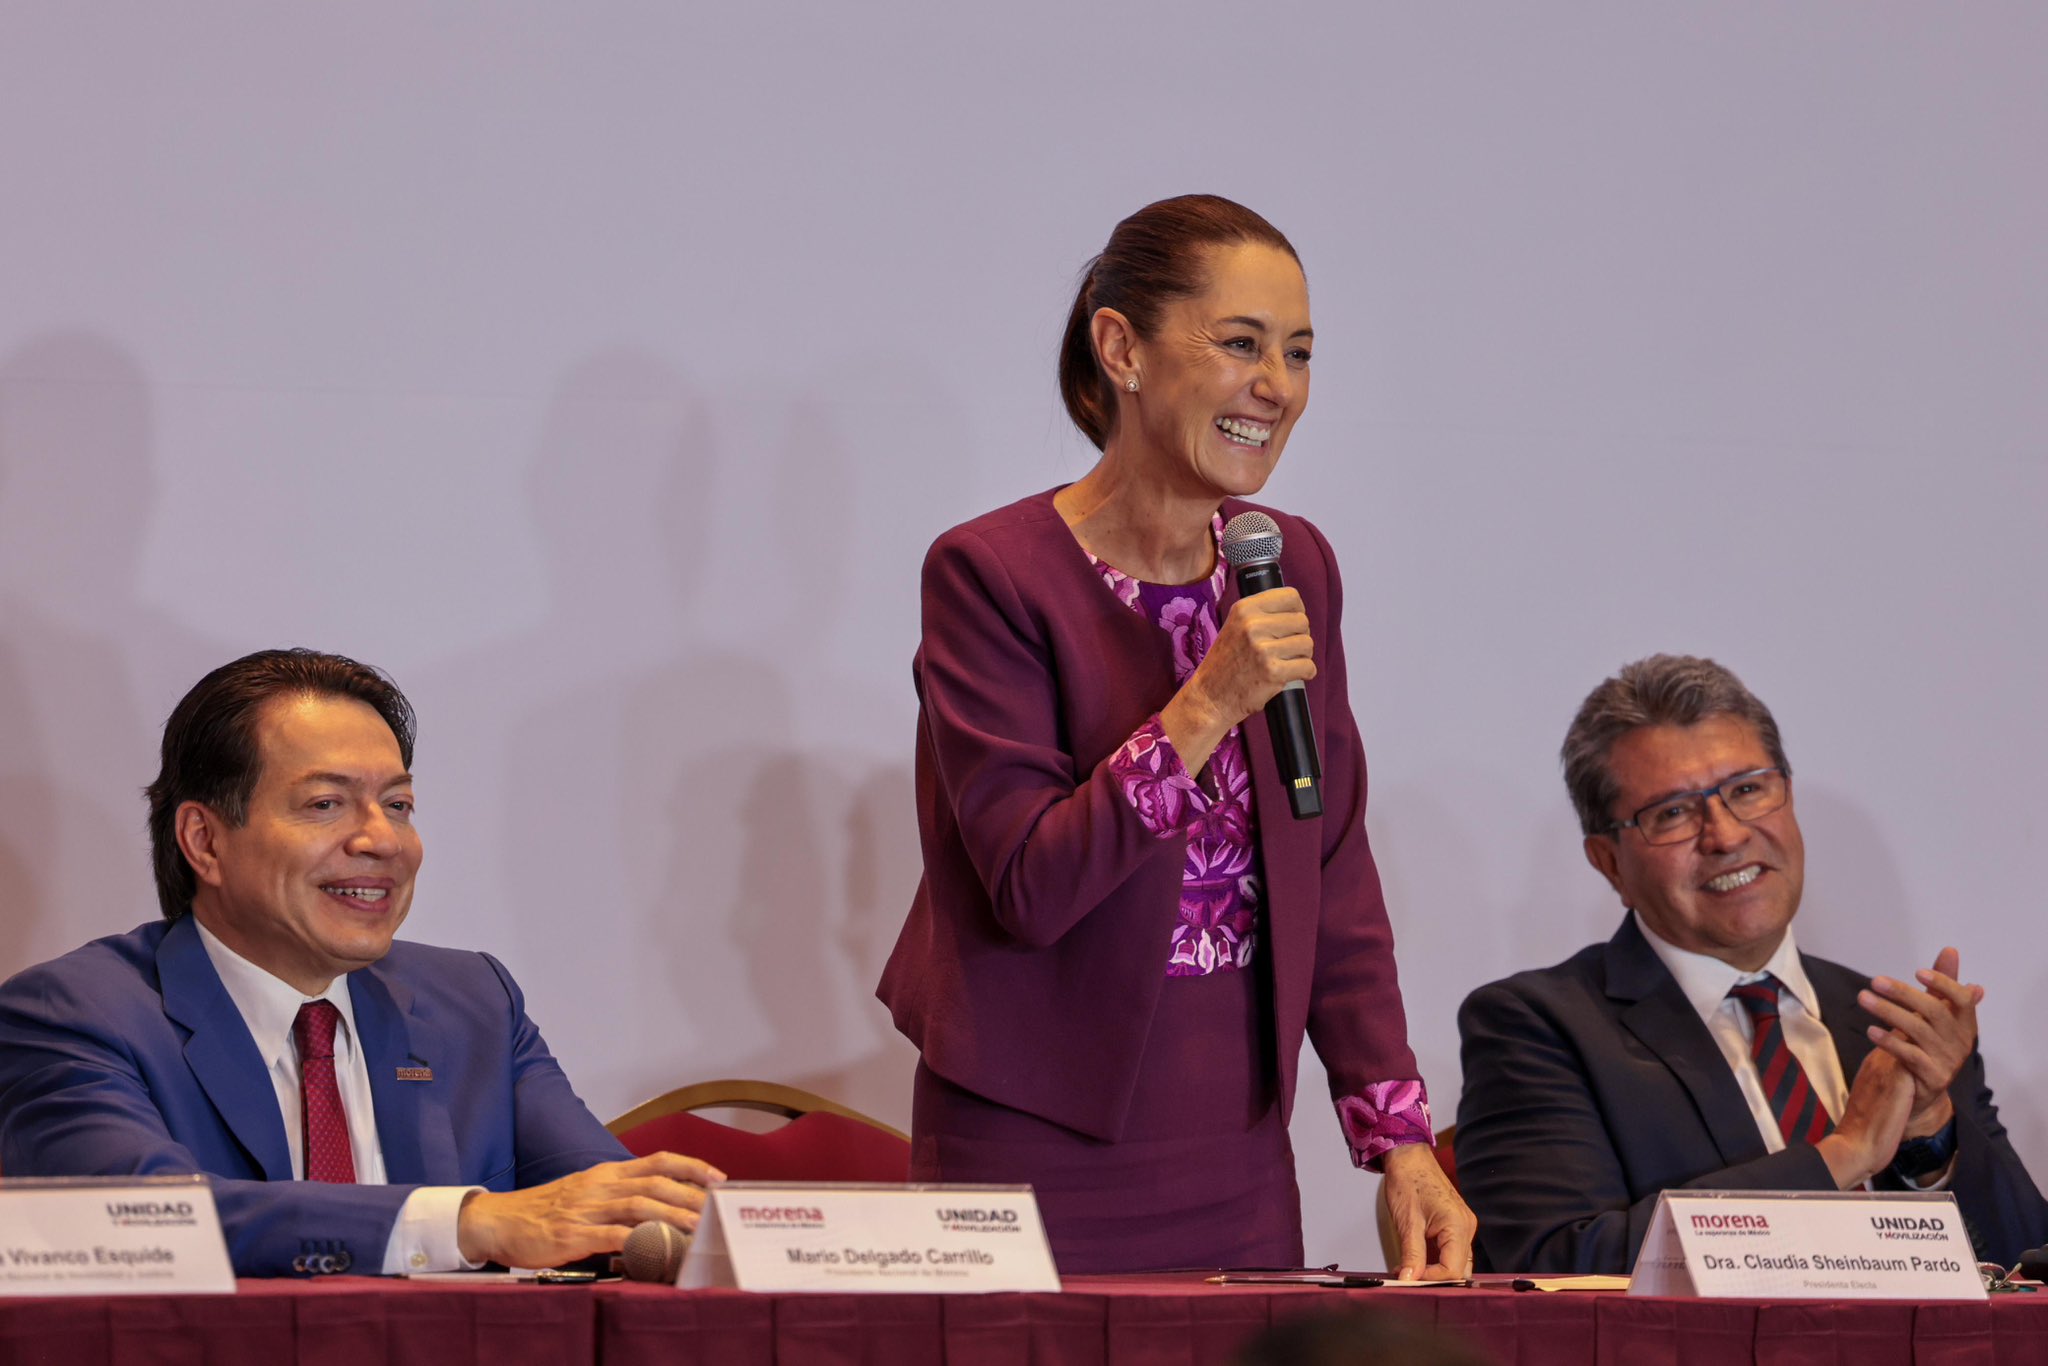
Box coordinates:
[877,487,1418,1142]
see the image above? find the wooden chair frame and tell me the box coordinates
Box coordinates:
[607,1078,908,1143]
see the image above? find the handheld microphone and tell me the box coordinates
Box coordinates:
[619,1220,691,1284]
[1221,512,1322,820]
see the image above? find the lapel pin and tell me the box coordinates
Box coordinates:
[396,1065,433,1082]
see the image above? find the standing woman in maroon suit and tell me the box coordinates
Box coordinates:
[877,195,1472,1276]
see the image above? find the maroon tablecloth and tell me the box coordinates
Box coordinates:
[0,1277,596,1366]
[593,1276,2048,1366]
[6,1274,2048,1365]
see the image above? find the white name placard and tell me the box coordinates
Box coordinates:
[1630,1190,1983,1301]
[0,1175,236,1296]
[679,1182,1060,1293]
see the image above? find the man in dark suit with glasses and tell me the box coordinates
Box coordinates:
[1456,653,2048,1274]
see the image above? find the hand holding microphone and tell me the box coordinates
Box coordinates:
[1159,512,1323,818]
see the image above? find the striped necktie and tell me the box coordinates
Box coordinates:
[1728,974,1833,1147]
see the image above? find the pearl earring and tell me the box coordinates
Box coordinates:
[1124,377,1139,393]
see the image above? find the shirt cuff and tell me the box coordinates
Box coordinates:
[380,1186,486,1274]
[1335,1080,1435,1172]
[1109,716,1204,837]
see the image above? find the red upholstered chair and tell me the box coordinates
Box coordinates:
[1373,1124,1458,1270]
[607,1080,911,1183]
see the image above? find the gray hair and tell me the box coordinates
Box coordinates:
[1561,654,1791,837]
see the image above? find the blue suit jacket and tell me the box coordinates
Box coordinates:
[1456,915,2048,1273]
[0,917,629,1277]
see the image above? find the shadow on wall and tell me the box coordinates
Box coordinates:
[821,763,923,1125]
[623,394,921,1127]
[408,349,727,1104]
[437,355,925,1127]
[0,334,221,976]
[1507,819,1636,969]
[1359,781,1492,1099]
[1367,778,1607,1034]
[1790,783,1917,974]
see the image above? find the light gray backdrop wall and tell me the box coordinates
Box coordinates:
[3,3,2042,1266]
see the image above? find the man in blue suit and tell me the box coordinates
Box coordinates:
[0,649,717,1277]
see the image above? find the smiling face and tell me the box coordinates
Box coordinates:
[1120,241,1312,501]
[181,693,421,994]
[1583,714,1806,971]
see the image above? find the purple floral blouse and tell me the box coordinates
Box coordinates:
[1091,539,1259,980]
[1091,517,1434,1169]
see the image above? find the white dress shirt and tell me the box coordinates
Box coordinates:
[1634,912,1847,1150]
[195,922,480,1273]
[1633,912,1947,1190]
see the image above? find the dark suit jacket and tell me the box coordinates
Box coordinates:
[1456,915,2048,1272]
[0,916,629,1277]
[877,488,1417,1142]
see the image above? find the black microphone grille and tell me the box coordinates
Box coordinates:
[620,1220,691,1284]
[1221,511,1283,567]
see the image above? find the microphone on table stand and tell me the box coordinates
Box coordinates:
[619,1221,691,1284]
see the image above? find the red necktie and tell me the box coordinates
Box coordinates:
[293,1001,358,1184]
[1729,975,1834,1147]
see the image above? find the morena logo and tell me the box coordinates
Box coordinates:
[737,1205,826,1228]
[1688,1213,1770,1231]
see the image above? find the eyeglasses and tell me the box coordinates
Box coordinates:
[1980,1262,2040,1293]
[1610,767,1789,846]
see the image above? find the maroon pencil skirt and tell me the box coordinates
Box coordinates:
[910,964,1302,1274]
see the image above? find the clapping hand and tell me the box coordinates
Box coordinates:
[1859,946,1981,1139]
